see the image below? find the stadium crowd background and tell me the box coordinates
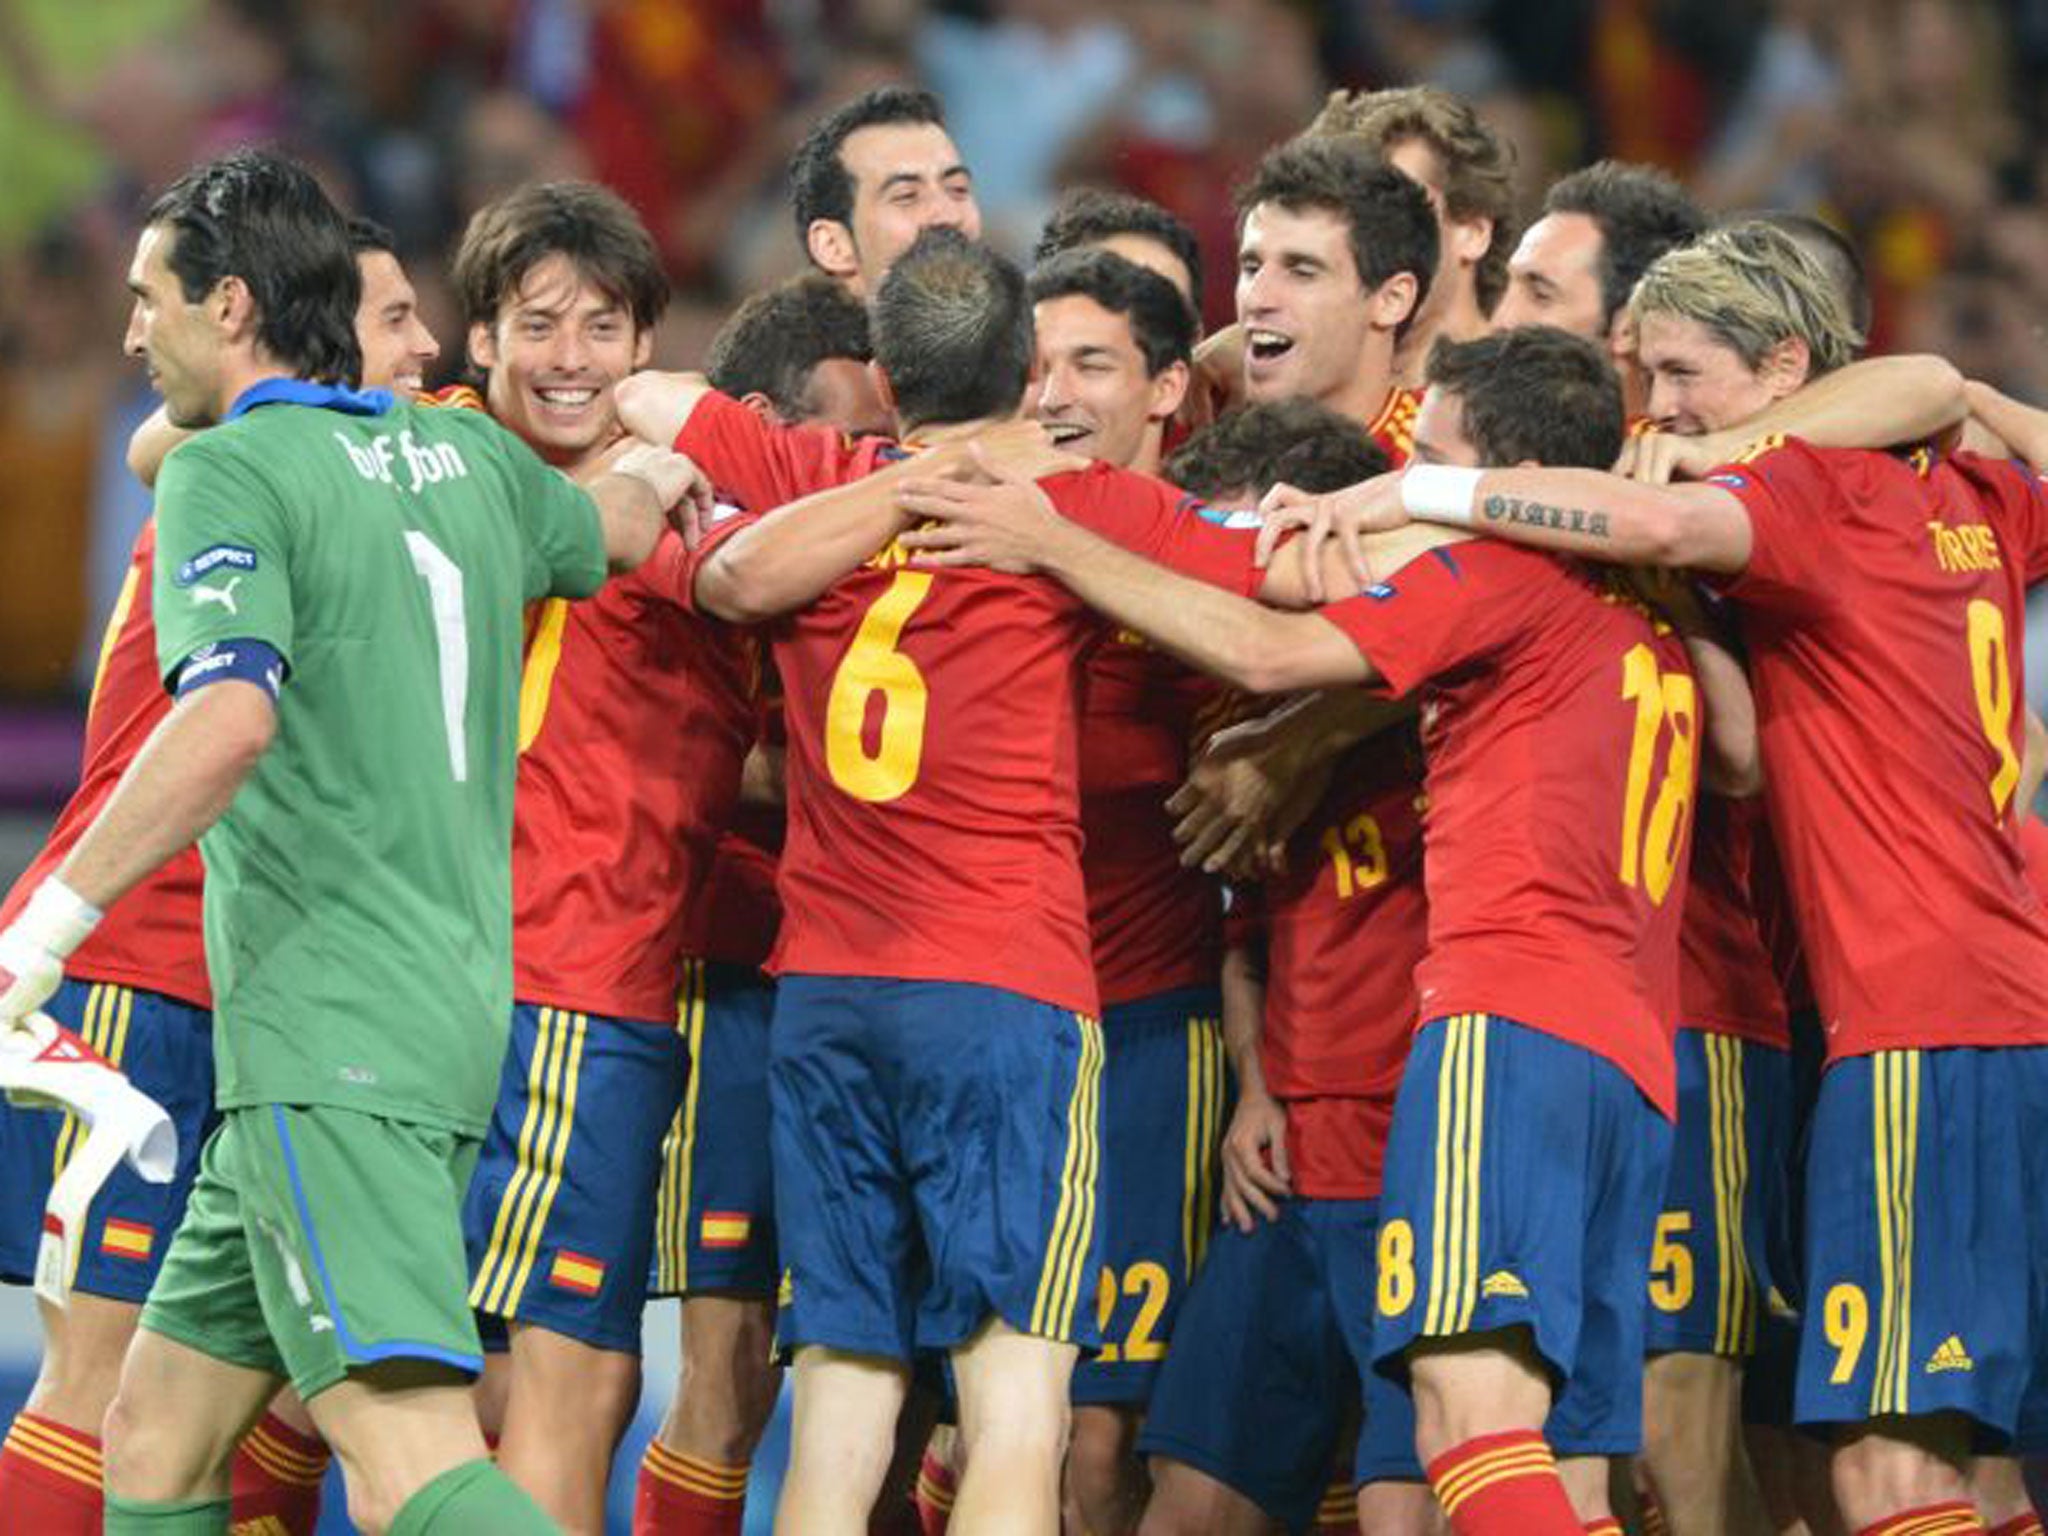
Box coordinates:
[1,0,2046,1527]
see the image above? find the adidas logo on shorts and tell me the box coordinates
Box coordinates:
[1925,1334,1973,1374]
[1480,1270,1528,1300]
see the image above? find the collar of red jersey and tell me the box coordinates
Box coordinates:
[227,377,393,421]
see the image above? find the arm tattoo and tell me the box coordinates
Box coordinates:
[1480,493,1610,540]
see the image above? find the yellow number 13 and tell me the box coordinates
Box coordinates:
[1618,643,1697,905]
[825,571,933,802]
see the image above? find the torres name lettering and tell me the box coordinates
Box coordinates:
[1926,518,2002,574]
[1481,493,1609,539]
[336,430,471,495]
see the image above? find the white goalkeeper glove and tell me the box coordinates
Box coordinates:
[0,1011,177,1306]
[0,876,101,1027]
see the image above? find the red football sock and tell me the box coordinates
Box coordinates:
[913,1444,957,1536]
[1989,1516,2045,1536]
[634,1442,748,1535]
[1583,1521,1625,1535]
[0,1411,103,1534]
[1855,1502,1986,1536]
[230,1408,332,1533]
[1314,1476,1356,1530]
[1425,1430,1582,1535]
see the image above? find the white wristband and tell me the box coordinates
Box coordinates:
[17,877,102,961]
[1399,464,1483,527]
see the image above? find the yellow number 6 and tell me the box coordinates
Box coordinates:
[826,571,933,802]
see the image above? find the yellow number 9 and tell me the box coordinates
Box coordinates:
[826,571,933,802]
[1824,1282,1868,1385]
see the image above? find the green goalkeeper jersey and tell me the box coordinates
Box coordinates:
[152,383,608,1133]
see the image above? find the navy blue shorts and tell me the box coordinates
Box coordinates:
[1795,1047,2048,1441]
[1073,985,1227,1407]
[1646,1029,1792,1358]
[1139,1197,1421,1533]
[1371,1013,1672,1456]
[0,976,216,1302]
[650,961,778,1298]
[463,1001,686,1352]
[769,974,1105,1362]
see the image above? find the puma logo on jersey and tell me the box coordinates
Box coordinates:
[1925,1334,1973,1373]
[1481,1270,1528,1300]
[190,576,242,615]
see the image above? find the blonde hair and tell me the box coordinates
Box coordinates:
[1629,221,1863,376]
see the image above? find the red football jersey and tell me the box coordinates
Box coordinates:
[1678,795,1787,1046]
[1711,441,2048,1058]
[676,393,1263,1015]
[1323,542,1698,1116]
[2020,817,2048,907]
[1257,729,1428,1198]
[511,532,758,1021]
[1367,386,1421,465]
[1,521,210,1008]
[691,693,786,971]
[1078,634,1222,1007]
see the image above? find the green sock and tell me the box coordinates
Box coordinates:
[389,1457,562,1534]
[102,1493,231,1534]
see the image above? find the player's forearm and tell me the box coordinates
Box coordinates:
[1219,942,1269,1098]
[586,470,666,572]
[56,682,275,910]
[1040,521,1370,694]
[696,462,935,624]
[1964,380,2048,471]
[127,406,192,490]
[615,370,714,452]
[1684,630,1762,798]
[1736,354,1965,454]
[1422,469,1752,574]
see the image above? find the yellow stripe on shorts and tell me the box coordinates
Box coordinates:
[1869,1050,1921,1416]
[1032,1015,1105,1338]
[53,984,132,1180]
[470,1008,587,1315]
[654,960,708,1294]
[1182,1014,1223,1274]
[1425,1015,1488,1336]
[1708,1033,1756,1355]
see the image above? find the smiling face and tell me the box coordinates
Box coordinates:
[830,121,981,296]
[124,223,227,428]
[1637,310,1782,436]
[469,252,651,469]
[356,249,439,398]
[1493,211,1610,343]
[1030,292,1185,474]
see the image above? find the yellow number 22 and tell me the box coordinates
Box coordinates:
[825,571,933,802]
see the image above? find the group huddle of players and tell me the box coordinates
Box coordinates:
[0,67,2047,1536]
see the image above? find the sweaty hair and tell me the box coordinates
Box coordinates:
[1167,398,1388,501]
[1741,210,1872,350]
[1307,85,1519,314]
[790,85,952,243]
[1027,250,1194,377]
[452,181,668,334]
[1033,187,1204,309]
[146,148,361,385]
[1425,326,1625,470]
[346,215,397,258]
[1630,221,1861,377]
[1235,140,1439,338]
[872,228,1031,431]
[705,274,873,421]
[1540,160,1707,330]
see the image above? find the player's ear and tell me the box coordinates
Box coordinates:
[869,361,897,419]
[469,319,500,374]
[1149,359,1190,425]
[1447,211,1493,268]
[739,391,782,425]
[807,219,861,288]
[1606,307,1638,363]
[632,326,653,371]
[211,274,256,341]
[1759,336,1811,400]
[1371,271,1421,334]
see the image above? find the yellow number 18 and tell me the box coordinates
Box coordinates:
[1617,643,1698,905]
